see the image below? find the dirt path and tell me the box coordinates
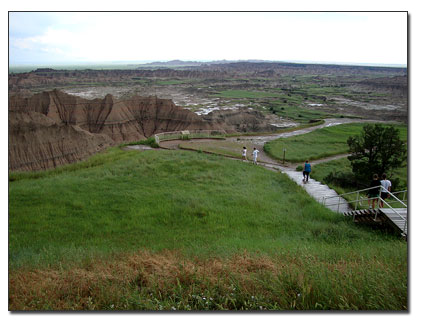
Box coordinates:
[223,118,382,169]
[127,118,393,213]
[233,118,384,145]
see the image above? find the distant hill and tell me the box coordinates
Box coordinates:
[140,59,233,67]
[141,60,204,66]
[139,59,276,67]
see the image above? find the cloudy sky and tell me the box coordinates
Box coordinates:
[9,11,407,66]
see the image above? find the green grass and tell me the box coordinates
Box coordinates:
[10,148,340,269]
[224,120,325,138]
[119,136,159,148]
[215,89,300,100]
[264,123,408,163]
[155,79,190,85]
[179,140,254,160]
[312,157,408,205]
[178,121,326,160]
[9,148,407,310]
[271,104,335,122]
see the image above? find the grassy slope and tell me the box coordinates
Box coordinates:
[9,148,407,310]
[9,148,345,269]
[264,123,408,163]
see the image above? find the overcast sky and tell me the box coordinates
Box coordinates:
[9,11,408,66]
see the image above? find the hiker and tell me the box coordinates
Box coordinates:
[380,173,392,208]
[302,160,311,183]
[367,173,381,209]
[252,148,259,165]
[242,146,248,162]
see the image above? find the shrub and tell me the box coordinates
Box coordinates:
[323,171,358,189]
[119,137,159,148]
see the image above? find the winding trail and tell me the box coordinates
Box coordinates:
[222,118,385,212]
[129,118,391,213]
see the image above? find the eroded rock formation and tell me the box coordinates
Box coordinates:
[8,110,114,171]
[203,109,279,133]
[9,90,223,171]
[9,89,287,171]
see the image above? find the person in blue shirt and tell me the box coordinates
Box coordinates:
[303,160,311,183]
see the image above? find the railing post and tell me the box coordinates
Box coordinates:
[355,191,359,211]
[337,196,341,212]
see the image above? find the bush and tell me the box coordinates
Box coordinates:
[390,177,404,192]
[119,137,159,148]
[144,137,159,148]
[323,171,358,189]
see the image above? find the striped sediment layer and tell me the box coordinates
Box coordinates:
[8,90,221,171]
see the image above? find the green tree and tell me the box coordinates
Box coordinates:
[347,124,406,183]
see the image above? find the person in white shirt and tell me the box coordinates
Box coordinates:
[380,173,392,208]
[252,148,259,165]
[242,146,248,162]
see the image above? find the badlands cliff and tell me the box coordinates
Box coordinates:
[9,89,287,171]
[9,90,222,171]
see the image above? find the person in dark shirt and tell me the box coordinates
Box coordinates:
[367,173,381,209]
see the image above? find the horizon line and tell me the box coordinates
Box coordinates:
[9,59,407,69]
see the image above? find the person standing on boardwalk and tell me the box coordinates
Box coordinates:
[368,173,381,209]
[380,173,392,208]
[252,148,259,165]
[242,146,248,162]
[303,160,311,183]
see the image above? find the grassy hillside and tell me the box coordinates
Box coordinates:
[9,148,345,269]
[9,148,407,310]
[264,123,408,163]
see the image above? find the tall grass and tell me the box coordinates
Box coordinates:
[10,149,343,269]
[9,248,407,310]
[9,148,407,310]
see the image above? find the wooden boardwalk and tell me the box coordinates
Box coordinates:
[284,170,351,212]
[279,165,408,237]
[380,208,408,235]
[261,163,351,213]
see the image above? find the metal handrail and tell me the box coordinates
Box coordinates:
[379,185,407,208]
[154,129,226,144]
[322,186,407,210]
[321,185,408,234]
[322,186,407,208]
[323,185,381,201]
[391,190,407,197]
